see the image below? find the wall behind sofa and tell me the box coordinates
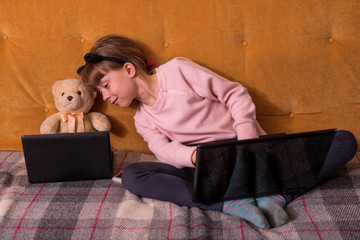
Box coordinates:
[1,0,359,152]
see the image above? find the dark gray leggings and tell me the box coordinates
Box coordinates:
[122,130,358,212]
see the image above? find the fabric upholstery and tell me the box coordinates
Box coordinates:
[1,0,359,152]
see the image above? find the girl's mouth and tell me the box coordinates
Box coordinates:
[112,97,118,105]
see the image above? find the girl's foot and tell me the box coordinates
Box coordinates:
[256,194,288,227]
[223,198,270,229]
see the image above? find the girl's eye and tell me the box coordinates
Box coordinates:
[104,83,109,89]
[77,91,82,95]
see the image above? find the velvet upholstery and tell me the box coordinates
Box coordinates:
[1,0,359,152]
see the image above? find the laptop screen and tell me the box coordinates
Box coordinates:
[21,131,113,183]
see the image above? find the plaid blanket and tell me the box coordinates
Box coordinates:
[0,151,359,240]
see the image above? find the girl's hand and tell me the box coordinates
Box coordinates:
[191,150,197,165]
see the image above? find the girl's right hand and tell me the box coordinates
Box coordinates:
[191,150,197,165]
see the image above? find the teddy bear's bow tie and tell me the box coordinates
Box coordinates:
[60,112,85,133]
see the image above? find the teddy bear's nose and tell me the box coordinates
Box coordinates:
[67,96,73,101]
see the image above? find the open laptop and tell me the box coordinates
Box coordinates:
[185,129,337,204]
[21,131,113,183]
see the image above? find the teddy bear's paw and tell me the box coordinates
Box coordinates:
[40,114,61,134]
[40,125,57,134]
[88,112,111,131]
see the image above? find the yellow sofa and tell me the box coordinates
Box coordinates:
[1,0,359,152]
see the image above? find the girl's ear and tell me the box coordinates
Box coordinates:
[124,63,136,78]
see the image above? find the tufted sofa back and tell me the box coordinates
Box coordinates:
[1,0,359,152]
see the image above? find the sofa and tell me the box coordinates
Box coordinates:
[1,1,359,239]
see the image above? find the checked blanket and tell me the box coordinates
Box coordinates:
[0,151,360,240]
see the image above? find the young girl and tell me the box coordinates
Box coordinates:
[77,35,358,229]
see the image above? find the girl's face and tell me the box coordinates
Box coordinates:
[96,67,138,108]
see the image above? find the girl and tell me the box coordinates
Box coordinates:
[77,35,358,229]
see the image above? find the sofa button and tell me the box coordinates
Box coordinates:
[80,38,86,44]
[163,42,169,48]
[328,37,335,43]
[242,41,248,47]
[289,112,295,118]
[2,35,8,40]
[44,108,50,113]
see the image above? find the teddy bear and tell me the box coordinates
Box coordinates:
[40,78,111,134]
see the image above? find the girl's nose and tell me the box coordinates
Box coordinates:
[102,89,110,101]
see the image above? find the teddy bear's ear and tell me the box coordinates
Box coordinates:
[51,80,62,96]
[92,90,97,100]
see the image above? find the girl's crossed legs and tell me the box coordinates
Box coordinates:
[122,130,357,228]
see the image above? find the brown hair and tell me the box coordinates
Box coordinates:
[79,35,154,89]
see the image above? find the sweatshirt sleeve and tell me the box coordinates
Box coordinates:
[134,119,196,169]
[175,58,261,140]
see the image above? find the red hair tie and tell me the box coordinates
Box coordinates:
[146,60,153,67]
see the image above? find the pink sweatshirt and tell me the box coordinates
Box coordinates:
[134,57,266,168]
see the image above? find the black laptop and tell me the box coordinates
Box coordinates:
[21,131,113,183]
[185,129,337,204]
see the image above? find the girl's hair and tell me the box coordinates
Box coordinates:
[79,35,154,89]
